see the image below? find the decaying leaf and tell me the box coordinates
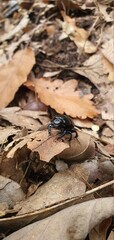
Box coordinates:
[0,175,25,217]
[0,48,35,109]
[33,78,99,119]
[0,107,48,131]
[17,170,86,215]
[74,52,108,84]
[102,56,114,82]
[101,39,114,65]
[3,197,114,240]
[6,130,69,162]
[0,34,30,66]
[0,126,21,145]
[73,118,93,129]
[0,1,113,239]
[96,3,114,22]
[89,217,112,240]
[59,12,97,54]
[0,14,29,42]
[5,127,95,163]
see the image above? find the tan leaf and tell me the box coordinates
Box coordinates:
[34,78,99,119]
[6,127,95,163]
[6,130,69,162]
[0,126,20,145]
[74,52,107,84]
[101,39,114,64]
[17,170,86,215]
[3,197,114,240]
[0,14,29,42]
[60,12,97,54]
[0,175,25,216]
[101,39,114,82]
[101,54,114,82]
[97,3,114,22]
[0,48,35,109]
[0,107,43,131]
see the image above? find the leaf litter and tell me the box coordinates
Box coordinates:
[0,48,35,109]
[0,0,114,239]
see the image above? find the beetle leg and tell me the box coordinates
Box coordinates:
[57,130,72,141]
[71,128,78,138]
[48,124,52,135]
[71,128,81,145]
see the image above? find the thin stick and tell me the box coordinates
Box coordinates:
[85,180,114,196]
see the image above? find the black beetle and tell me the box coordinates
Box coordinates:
[48,115,78,141]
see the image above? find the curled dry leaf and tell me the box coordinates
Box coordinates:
[33,78,99,119]
[58,130,95,161]
[0,48,35,109]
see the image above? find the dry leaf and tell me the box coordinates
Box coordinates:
[6,127,95,163]
[17,170,86,215]
[102,105,114,121]
[101,39,114,82]
[0,14,29,42]
[101,135,114,145]
[102,56,114,82]
[58,130,95,161]
[106,120,114,131]
[74,52,114,119]
[6,130,69,162]
[102,127,114,138]
[0,34,30,65]
[60,12,97,54]
[3,197,114,240]
[97,4,114,22]
[34,78,99,119]
[74,52,108,84]
[101,39,114,65]
[0,126,21,145]
[0,48,35,109]
[0,107,48,130]
[0,175,25,215]
[89,217,112,240]
[73,118,93,128]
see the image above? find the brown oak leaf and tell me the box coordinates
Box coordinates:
[33,78,99,119]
